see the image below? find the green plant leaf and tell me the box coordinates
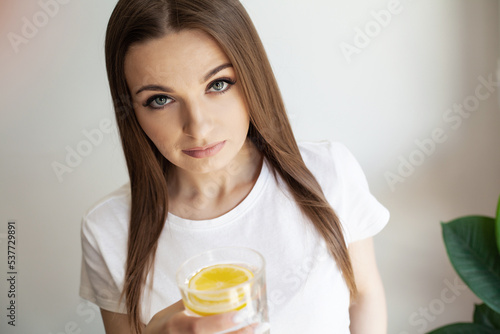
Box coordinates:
[474,303,500,329]
[441,216,500,313]
[427,323,500,333]
[496,195,500,255]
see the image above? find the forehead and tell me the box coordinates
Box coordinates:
[124,29,231,85]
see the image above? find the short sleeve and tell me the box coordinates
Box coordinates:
[329,142,390,244]
[79,214,127,313]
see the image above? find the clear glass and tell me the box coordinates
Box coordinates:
[176,247,270,334]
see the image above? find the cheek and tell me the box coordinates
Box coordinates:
[222,109,249,141]
[135,112,177,151]
[135,113,156,141]
[239,108,251,133]
[224,97,250,130]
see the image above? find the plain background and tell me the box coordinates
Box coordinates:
[1,0,499,333]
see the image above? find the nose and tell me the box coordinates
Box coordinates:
[181,99,213,139]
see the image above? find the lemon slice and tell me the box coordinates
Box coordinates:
[186,264,254,316]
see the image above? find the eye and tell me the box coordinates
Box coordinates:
[144,95,173,109]
[207,78,236,94]
[209,81,228,92]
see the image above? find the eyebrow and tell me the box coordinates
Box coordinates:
[203,63,232,82]
[134,63,233,95]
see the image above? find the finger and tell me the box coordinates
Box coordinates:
[221,310,263,334]
[227,325,255,334]
[168,311,238,334]
[191,312,239,333]
[231,321,272,334]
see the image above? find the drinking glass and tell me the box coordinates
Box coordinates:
[176,247,270,333]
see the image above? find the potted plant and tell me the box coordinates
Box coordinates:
[428,195,500,333]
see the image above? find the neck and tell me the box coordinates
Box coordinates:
[167,139,263,212]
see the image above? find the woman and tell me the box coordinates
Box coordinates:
[79,0,390,333]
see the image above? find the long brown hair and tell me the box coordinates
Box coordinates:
[105,0,356,332]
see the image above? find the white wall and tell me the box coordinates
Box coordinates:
[1,0,499,333]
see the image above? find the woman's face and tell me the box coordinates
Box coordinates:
[124,29,251,175]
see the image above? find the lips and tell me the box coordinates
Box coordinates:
[182,141,226,159]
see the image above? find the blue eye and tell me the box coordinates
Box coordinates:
[209,81,228,92]
[207,78,236,94]
[145,95,172,109]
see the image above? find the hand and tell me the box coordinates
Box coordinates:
[144,300,256,334]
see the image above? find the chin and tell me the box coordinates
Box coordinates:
[183,154,234,174]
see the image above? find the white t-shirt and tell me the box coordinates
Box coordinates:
[79,140,390,333]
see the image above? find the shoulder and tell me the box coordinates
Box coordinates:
[298,139,348,155]
[79,184,130,314]
[298,140,390,243]
[85,182,131,218]
[298,140,365,189]
[81,183,131,244]
[298,140,353,164]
